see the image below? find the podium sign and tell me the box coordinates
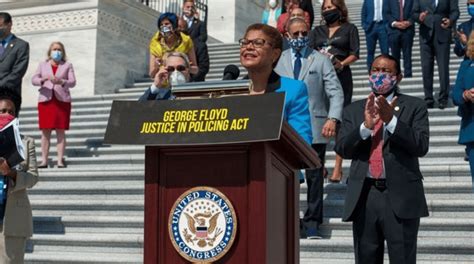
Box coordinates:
[104,93,285,145]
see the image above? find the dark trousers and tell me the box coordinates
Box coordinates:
[365,22,389,71]
[420,33,451,104]
[302,144,326,229]
[352,181,420,264]
[337,66,353,107]
[389,28,415,77]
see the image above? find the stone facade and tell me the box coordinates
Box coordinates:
[4,0,158,107]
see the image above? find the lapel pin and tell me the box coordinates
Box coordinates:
[394,106,400,111]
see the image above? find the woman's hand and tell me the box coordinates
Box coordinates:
[333,58,344,70]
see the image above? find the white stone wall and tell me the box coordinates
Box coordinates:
[207,0,265,43]
[3,0,158,107]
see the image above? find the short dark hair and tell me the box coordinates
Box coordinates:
[244,23,283,51]
[0,12,12,24]
[244,23,283,68]
[0,88,21,116]
[286,17,308,33]
[372,54,402,76]
[158,12,178,30]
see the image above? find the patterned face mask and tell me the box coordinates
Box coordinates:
[288,36,309,51]
[369,72,398,95]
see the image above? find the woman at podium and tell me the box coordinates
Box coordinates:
[239,23,312,144]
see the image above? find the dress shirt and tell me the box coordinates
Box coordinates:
[359,92,398,179]
[374,0,383,22]
[0,34,13,48]
[183,15,193,29]
[290,46,307,74]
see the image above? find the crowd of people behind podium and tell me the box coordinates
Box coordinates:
[0,0,474,262]
[146,0,474,263]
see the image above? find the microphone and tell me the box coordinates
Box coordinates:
[222,65,240,80]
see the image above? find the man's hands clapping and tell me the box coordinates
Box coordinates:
[364,93,398,129]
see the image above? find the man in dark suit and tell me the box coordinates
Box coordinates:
[413,0,459,109]
[335,54,429,264]
[383,0,415,77]
[0,12,29,100]
[362,0,390,71]
[181,1,209,81]
[182,0,207,43]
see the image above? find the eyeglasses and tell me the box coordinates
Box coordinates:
[290,30,308,38]
[238,38,273,48]
[166,65,187,72]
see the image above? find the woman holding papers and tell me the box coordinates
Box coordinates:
[0,89,38,262]
[32,41,76,168]
[239,23,312,144]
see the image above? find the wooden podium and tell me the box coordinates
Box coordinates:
[144,122,320,264]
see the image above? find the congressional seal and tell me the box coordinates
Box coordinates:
[168,186,237,263]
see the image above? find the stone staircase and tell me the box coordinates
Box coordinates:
[18,1,473,263]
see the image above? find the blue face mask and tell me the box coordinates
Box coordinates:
[469,4,474,17]
[288,36,309,51]
[51,50,62,62]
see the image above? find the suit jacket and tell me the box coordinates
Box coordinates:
[452,60,474,144]
[383,0,415,34]
[31,60,76,103]
[362,0,390,31]
[335,93,429,221]
[454,19,473,58]
[138,86,173,101]
[0,35,29,95]
[191,40,209,82]
[4,136,38,237]
[412,0,459,43]
[186,17,207,43]
[275,48,344,144]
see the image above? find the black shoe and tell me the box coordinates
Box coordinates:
[38,164,48,169]
[426,102,434,109]
[438,102,446,110]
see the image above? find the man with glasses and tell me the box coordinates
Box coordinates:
[275,17,344,239]
[139,52,191,101]
[335,54,429,263]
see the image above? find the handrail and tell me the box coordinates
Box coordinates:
[137,0,208,26]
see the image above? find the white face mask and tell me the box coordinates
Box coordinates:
[269,0,277,8]
[170,70,187,86]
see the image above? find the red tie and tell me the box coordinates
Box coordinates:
[399,0,404,21]
[369,120,384,179]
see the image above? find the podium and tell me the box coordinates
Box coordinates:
[103,92,320,264]
[144,122,319,264]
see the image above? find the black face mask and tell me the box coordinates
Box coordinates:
[322,9,341,25]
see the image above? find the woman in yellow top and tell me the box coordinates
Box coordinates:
[149,12,198,78]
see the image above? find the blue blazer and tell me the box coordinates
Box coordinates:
[454,19,474,59]
[452,60,474,145]
[361,0,389,31]
[275,76,313,145]
[383,0,415,33]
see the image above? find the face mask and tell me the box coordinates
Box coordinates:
[51,50,63,62]
[288,36,309,51]
[170,70,187,86]
[269,0,277,8]
[469,4,474,17]
[369,72,398,95]
[0,27,7,39]
[322,9,341,25]
[160,25,173,37]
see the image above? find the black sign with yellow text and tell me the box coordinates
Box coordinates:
[104,93,285,145]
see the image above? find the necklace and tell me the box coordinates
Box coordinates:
[248,81,265,95]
